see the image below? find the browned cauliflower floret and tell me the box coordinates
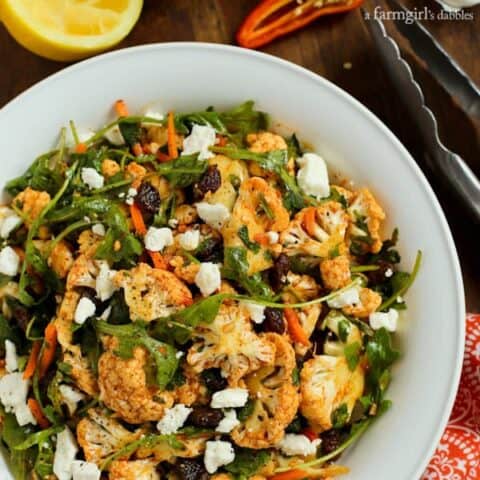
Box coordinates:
[294,304,322,356]
[280,202,349,259]
[14,187,50,226]
[174,204,199,225]
[170,256,200,284]
[77,409,141,466]
[173,364,207,406]
[48,240,74,279]
[109,460,160,480]
[342,287,381,318]
[320,255,351,290]
[114,263,193,322]
[78,230,101,256]
[300,355,364,433]
[331,185,354,203]
[347,188,385,254]
[98,336,174,423]
[247,132,287,153]
[232,333,299,448]
[282,272,319,303]
[65,255,98,290]
[125,162,147,182]
[187,304,275,386]
[102,159,121,177]
[222,177,289,275]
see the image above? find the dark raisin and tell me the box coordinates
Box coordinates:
[187,407,224,429]
[320,429,342,455]
[5,298,30,331]
[270,253,290,291]
[197,165,221,196]
[201,368,227,392]
[366,260,394,285]
[258,308,285,334]
[196,237,223,263]
[76,287,102,311]
[174,458,209,480]
[136,182,161,215]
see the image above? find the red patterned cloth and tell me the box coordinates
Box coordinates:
[422,314,480,480]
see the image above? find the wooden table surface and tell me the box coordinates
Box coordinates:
[1,0,479,309]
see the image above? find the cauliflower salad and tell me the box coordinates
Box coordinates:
[0,100,421,480]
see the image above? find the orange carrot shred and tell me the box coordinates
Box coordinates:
[149,251,168,270]
[167,111,178,159]
[130,203,147,235]
[216,135,228,147]
[39,323,57,378]
[115,99,129,117]
[254,232,270,246]
[302,427,318,441]
[157,151,172,163]
[303,207,317,237]
[74,142,87,154]
[23,341,41,380]
[284,307,310,346]
[268,469,307,480]
[27,398,50,429]
[132,143,143,157]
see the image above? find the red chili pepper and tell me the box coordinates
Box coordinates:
[237,0,364,49]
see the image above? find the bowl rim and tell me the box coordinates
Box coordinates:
[0,42,465,479]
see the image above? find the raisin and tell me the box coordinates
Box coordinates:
[187,407,224,429]
[174,458,209,480]
[196,237,223,263]
[320,429,342,454]
[201,368,227,392]
[197,165,221,196]
[270,253,290,291]
[257,308,285,334]
[366,260,394,285]
[136,182,161,215]
[5,298,30,331]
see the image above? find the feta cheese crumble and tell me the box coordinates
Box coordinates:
[95,262,118,301]
[327,286,360,309]
[195,262,221,297]
[72,461,101,480]
[157,404,192,435]
[182,125,216,160]
[5,339,18,373]
[211,388,249,409]
[296,153,330,199]
[204,440,235,474]
[369,308,399,332]
[241,301,265,324]
[104,125,125,145]
[74,297,96,325]
[384,268,393,278]
[195,202,230,230]
[92,224,105,237]
[178,230,200,251]
[59,384,86,415]
[216,410,240,433]
[81,168,104,190]
[145,227,174,252]
[125,187,138,206]
[0,246,20,276]
[0,372,36,426]
[277,434,321,456]
[0,207,22,239]
[53,427,79,480]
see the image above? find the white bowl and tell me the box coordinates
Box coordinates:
[0,43,464,479]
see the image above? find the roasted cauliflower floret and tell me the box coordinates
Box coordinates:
[14,187,50,226]
[77,409,141,466]
[294,304,322,356]
[174,204,199,225]
[300,355,364,433]
[342,287,382,318]
[247,132,287,153]
[187,304,275,386]
[109,460,160,480]
[102,159,121,178]
[48,240,74,279]
[320,255,351,290]
[114,263,192,322]
[222,177,289,275]
[172,364,207,406]
[98,336,174,424]
[280,202,349,258]
[282,272,319,303]
[170,256,200,284]
[125,162,147,182]
[348,188,385,254]
[232,333,299,448]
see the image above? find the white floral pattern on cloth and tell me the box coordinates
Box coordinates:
[423,314,480,480]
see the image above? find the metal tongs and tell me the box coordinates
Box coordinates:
[363,0,480,220]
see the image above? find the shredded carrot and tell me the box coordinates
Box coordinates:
[216,135,228,147]
[39,323,57,378]
[303,206,317,237]
[254,232,270,246]
[130,203,147,235]
[132,143,143,157]
[167,111,178,159]
[115,99,129,117]
[74,142,87,154]
[268,469,307,480]
[149,251,168,270]
[156,151,172,163]
[27,398,50,429]
[302,427,318,441]
[284,308,310,346]
[23,341,41,380]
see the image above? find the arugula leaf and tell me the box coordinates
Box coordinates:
[224,448,271,480]
[326,187,348,209]
[175,111,228,135]
[237,400,255,422]
[286,133,302,159]
[331,403,349,429]
[14,426,64,451]
[0,315,23,355]
[222,247,272,298]
[337,318,350,343]
[237,226,260,253]
[291,367,300,386]
[34,439,55,479]
[119,121,141,147]
[156,153,207,188]
[95,228,142,268]
[96,321,179,389]
[344,341,362,371]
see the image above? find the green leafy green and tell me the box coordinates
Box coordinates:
[291,367,300,386]
[286,133,302,159]
[344,341,362,371]
[34,439,55,479]
[331,403,349,429]
[224,448,271,480]
[237,400,255,422]
[14,426,64,451]
[237,226,260,253]
[96,321,179,389]
[118,121,141,147]
[337,318,350,343]
[156,153,207,188]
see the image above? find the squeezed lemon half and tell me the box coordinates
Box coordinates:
[0,0,143,61]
